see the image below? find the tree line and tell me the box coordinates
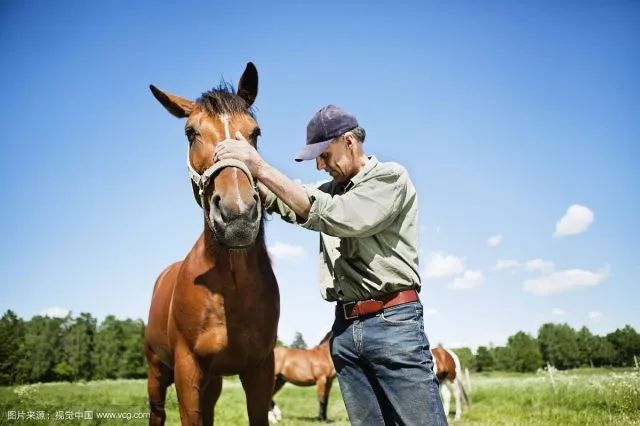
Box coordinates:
[1,310,638,385]
[452,323,640,373]
[0,310,314,386]
[0,310,146,385]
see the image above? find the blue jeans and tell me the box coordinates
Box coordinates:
[330,301,448,426]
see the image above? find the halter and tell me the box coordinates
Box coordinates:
[187,150,256,208]
[185,113,260,229]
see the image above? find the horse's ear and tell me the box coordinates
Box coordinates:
[149,85,194,118]
[237,62,258,107]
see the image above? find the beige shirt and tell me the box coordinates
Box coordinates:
[263,156,421,302]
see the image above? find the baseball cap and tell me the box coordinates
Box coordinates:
[295,105,358,162]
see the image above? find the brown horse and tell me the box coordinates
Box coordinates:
[431,347,470,421]
[269,332,336,422]
[144,63,279,426]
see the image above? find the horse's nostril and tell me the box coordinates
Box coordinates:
[212,194,221,211]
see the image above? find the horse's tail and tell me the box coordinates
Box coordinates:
[447,349,470,406]
[457,377,470,406]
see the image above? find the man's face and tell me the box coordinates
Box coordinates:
[315,135,355,183]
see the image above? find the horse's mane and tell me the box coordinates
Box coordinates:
[318,331,333,345]
[196,81,256,118]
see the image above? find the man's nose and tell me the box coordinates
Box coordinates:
[316,157,326,171]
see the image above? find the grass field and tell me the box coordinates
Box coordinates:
[1,368,638,425]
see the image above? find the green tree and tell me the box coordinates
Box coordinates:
[451,347,474,371]
[475,346,494,372]
[507,331,542,372]
[492,346,514,371]
[290,332,307,349]
[591,335,617,367]
[118,319,147,378]
[93,315,125,379]
[576,326,597,367]
[0,310,25,385]
[606,325,640,367]
[16,315,66,383]
[62,313,97,381]
[538,323,581,369]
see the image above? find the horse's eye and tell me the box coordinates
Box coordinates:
[185,129,197,144]
[250,127,261,145]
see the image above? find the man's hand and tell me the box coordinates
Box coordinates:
[214,131,265,177]
[217,132,312,219]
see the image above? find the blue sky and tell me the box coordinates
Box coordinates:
[1,1,638,348]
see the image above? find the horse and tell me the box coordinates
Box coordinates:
[431,347,470,421]
[268,331,336,423]
[144,62,280,426]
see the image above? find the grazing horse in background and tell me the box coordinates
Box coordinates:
[144,63,279,426]
[431,347,470,421]
[268,332,336,423]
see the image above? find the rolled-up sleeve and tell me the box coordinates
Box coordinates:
[263,187,300,224]
[301,171,407,238]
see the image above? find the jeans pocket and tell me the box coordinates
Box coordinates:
[380,303,420,324]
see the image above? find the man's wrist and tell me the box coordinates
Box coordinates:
[254,159,270,181]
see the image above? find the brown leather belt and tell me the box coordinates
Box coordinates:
[337,289,419,321]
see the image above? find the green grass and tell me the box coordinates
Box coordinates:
[1,368,638,425]
[458,368,640,426]
[0,377,349,425]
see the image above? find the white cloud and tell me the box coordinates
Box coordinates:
[449,270,484,290]
[525,259,555,274]
[423,251,465,278]
[424,308,439,316]
[554,204,594,237]
[522,266,609,296]
[551,308,566,316]
[588,310,604,321]
[486,234,503,247]
[493,259,520,271]
[40,306,70,318]
[267,241,305,260]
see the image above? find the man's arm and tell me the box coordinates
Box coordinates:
[214,132,311,220]
[256,163,311,220]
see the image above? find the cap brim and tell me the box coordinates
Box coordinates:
[294,140,332,162]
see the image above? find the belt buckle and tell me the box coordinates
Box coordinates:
[342,301,358,320]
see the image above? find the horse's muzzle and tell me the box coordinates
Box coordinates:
[207,190,261,248]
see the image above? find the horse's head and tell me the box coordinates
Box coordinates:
[150,63,262,248]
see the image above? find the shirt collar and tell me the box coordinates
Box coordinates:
[344,155,378,191]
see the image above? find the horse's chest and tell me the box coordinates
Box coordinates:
[189,301,276,361]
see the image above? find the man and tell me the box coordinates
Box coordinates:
[214,105,447,425]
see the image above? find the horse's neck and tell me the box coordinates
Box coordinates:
[314,340,331,355]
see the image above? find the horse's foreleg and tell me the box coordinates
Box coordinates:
[272,374,286,397]
[173,345,203,426]
[200,375,222,426]
[146,349,174,426]
[453,378,462,421]
[240,354,275,426]
[315,376,333,421]
[440,381,451,418]
[268,375,286,423]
